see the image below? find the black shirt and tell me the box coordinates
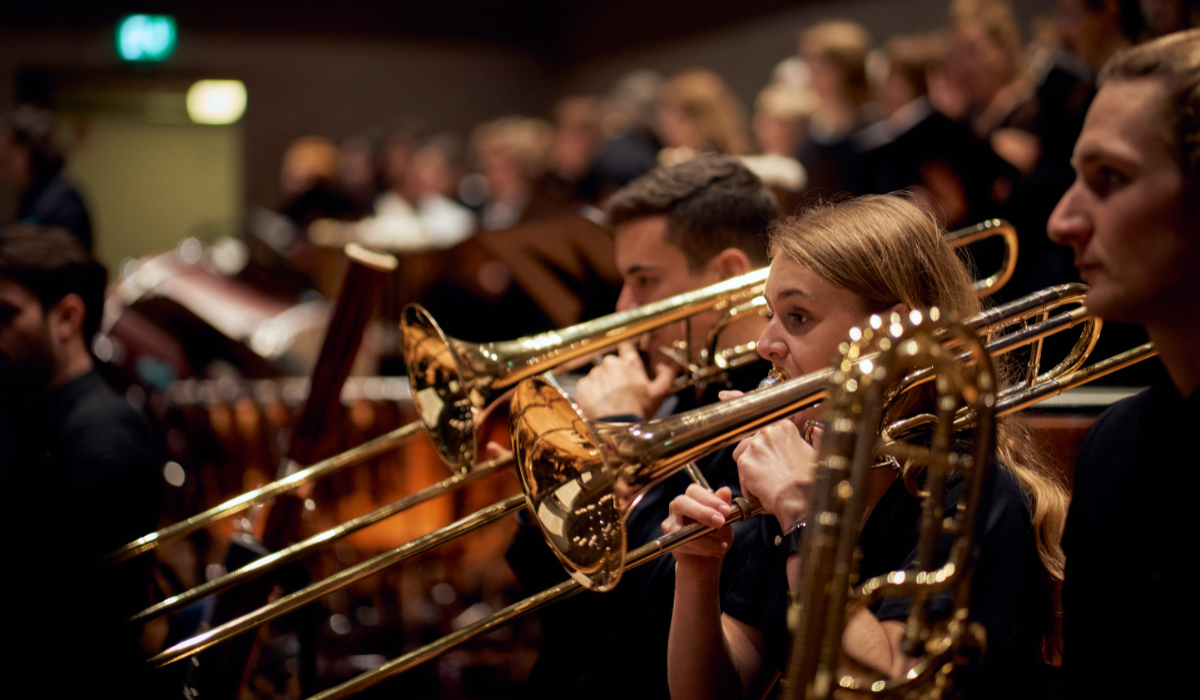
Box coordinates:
[17,170,94,250]
[506,360,771,699]
[1058,380,1198,699]
[723,463,1052,699]
[1,371,161,695]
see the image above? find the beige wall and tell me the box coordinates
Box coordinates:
[65,119,242,273]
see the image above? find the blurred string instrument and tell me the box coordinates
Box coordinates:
[138,283,1156,698]
[106,220,1020,621]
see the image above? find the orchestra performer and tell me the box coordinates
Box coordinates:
[664,195,1069,700]
[0,225,160,696]
[506,153,779,699]
[1045,28,1200,699]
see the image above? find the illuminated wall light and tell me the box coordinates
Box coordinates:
[116,14,177,62]
[186,80,248,125]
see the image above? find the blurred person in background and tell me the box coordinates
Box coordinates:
[468,115,556,230]
[996,0,1147,303]
[309,124,430,251]
[656,68,751,165]
[741,70,816,194]
[946,0,1041,174]
[796,20,874,195]
[546,95,606,204]
[592,70,665,198]
[403,133,476,249]
[1141,0,1200,34]
[338,129,385,219]
[0,225,160,697]
[856,32,1016,227]
[278,135,358,231]
[0,107,93,250]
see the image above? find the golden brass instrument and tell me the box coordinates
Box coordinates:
[509,283,1096,591]
[140,283,1109,670]
[946,218,1019,297]
[302,341,1156,700]
[107,219,1015,572]
[781,310,995,700]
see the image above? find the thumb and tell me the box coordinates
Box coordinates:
[648,363,678,398]
[809,426,824,455]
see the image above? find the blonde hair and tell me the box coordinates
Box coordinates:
[768,195,1069,658]
[800,20,874,108]
[470,116,554,180]
[950,0,1024,80]
[659,68,751,156]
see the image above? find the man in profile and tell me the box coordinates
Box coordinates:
[507,154,778,699]
[0,225,160,695]
[1046,28,1200,698]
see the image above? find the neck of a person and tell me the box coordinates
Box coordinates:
[48,339,94,391]
[1145,317,1200,398]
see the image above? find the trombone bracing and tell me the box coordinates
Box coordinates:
[142,281,1151,678]
[105,219,1015,571]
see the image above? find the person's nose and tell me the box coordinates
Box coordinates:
[616,284,638,312]
[1047,180,1092,252]
[756,315,788,365]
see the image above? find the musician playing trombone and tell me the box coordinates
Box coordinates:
[1046,28,1200,699]
[663,196,1069,700]
[506,154,779,698]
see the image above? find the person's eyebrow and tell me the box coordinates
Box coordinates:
[623,263,662,275]
[775,287,810,300]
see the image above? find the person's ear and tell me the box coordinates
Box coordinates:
[711,248,753,281]
[47,293,87,343]
[885,301,909,321]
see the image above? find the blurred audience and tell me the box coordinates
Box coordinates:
[592,70,665,197]
[947,0,1041,173]
[278,135,358,230]
[404,134,476,249]
[0,107,94,249]
[656,68,751,163]
[467,116,555,230]
[856,32,1015,226]
[547,96,606,204]
[338,129,386,218]
[797,20,874,194]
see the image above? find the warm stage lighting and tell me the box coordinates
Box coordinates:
[186,80,248,125]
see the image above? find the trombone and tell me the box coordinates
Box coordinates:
[141,282,1135,672]
[112,222,1018,615]
[306,327,1154,700]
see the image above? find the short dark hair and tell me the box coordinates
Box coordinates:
[1100,27,1200,182]
[1083,0,1147,42]
[0,106,65,187]
[605,154,777,270]
[0,225,107,341]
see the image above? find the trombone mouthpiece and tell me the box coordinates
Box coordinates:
[758,368,790,389]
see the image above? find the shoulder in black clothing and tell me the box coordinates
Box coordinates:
[1059,381,1197,700]
[723,463,1053,699]
[18,171,94,250]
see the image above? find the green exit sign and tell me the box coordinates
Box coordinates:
[116,15,177,63]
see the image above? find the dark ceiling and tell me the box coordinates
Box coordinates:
[0,0,804,64]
